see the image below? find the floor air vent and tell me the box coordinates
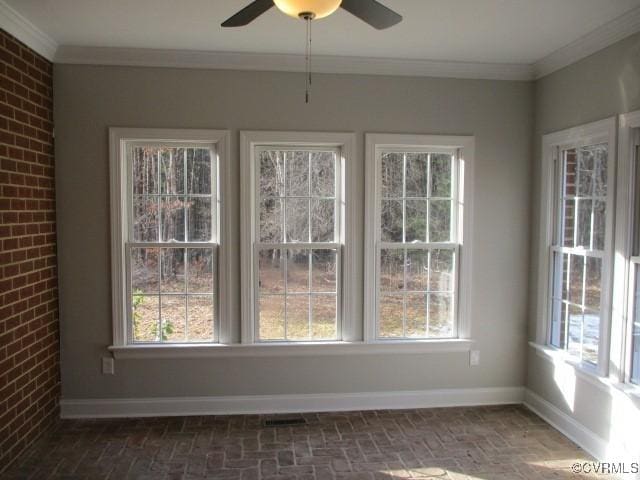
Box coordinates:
[263,417,307,427]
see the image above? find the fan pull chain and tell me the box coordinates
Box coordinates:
[305,15,312,103]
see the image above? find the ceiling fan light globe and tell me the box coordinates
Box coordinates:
[273,0,342,19]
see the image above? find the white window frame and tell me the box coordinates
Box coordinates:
[109,128,232,347]
[107,129,473,359]
[534,117,616,377]
[612,111,640,387]
[364,134,475,343]
[240,131,357,344]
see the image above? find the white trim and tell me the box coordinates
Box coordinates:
[54,45,534,81]
[240,131,356,344]
[523,389,608,461]
[340,135,358,342]
[530,341,610,394]
[364,133,474,342]
[59,386,523,419]
[535,133,558,345]
[108,339,473,359]
[217,130,233,344]
[240,131,358,344]
[534,6,640,79]
[525,388,640,473]
[109,127,231,346]
[4,1,640,80]
[239,132,252,344]
[536,117,617,376]
[364,137,376,342]
[109,129,127,347]
[529,341,640,399]
[541,117,617,149]
[0,0,57,60]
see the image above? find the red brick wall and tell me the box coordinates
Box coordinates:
[0,30,59,473]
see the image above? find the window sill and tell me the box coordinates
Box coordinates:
[109,339,474,359]
[528,342,640,400]
[529,341,602,385]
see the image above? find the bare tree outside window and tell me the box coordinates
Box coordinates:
[256,148,339,341]
[377,151,457,339]
[130,146,216,343]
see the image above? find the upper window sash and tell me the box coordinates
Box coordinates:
[126,141,218,246]
[253,145,342,247]
[550,145,608,254]
[375,147,460,246]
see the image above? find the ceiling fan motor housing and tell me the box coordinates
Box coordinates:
[273,0,342,19]
[221,0,402,30]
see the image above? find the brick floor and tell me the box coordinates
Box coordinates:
[2,405,611,479]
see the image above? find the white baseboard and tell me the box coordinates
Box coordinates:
[523,388,640,480]
[523,389,607,460]
[60,386,524,419]
[524,389,640,479]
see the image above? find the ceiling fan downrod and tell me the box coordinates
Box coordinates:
[302,12,314,103]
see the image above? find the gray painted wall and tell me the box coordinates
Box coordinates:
[54,65,533,399]
[528,31,640,449]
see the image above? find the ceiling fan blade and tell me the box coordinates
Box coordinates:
[340,0,402,29]
[221,0,274,27]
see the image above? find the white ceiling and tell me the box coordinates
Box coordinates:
[6,0,640,65]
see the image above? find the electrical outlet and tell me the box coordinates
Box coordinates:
[469,350,480,366]
[102,356,115,375]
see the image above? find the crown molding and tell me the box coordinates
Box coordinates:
[3,0,639,81]
[534,6,640,79]
[0,0,57,60]
[54,45,535,81]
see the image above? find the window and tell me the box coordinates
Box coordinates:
[615,111,640,386]
[110,128,230,346]
[630,138,640,383]
[537,118,615,372]
[240,132,356,344]
[364,134,474,342]
[548,145,608,364]
[256,148,339,341]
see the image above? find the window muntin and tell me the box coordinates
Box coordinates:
[255,147,341,342]
[376,149,458,339]
[128,144,217,343]
[549,144,608,365]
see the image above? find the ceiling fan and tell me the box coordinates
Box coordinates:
[221,0,402,103]
[221,0,402,30]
